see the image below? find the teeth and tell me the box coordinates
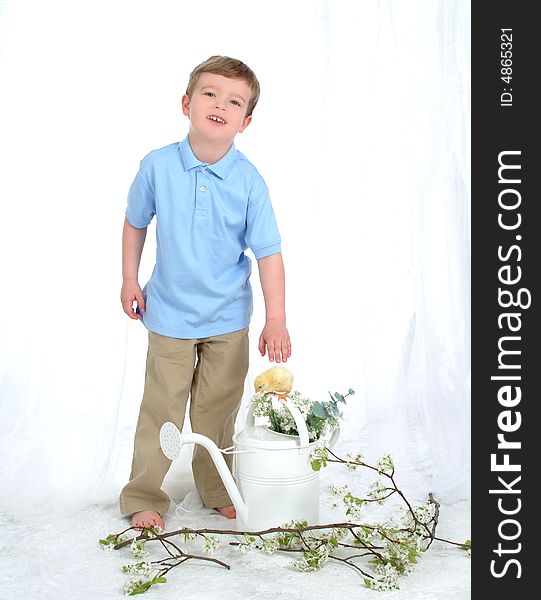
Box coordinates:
[207,115,225,124]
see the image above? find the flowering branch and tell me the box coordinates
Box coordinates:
[321,447,434,541]
[101,450,469,595]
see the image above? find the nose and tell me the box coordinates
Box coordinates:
[214,99,226,111]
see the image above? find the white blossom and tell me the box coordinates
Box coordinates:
[345,452,363,471]
[310,447,328,464]
[327,484,349,506]
[260,537,280,554]
[202,535,220,554]
[367,480,391,504]
[368,562,401,591]
[123,577,152,596]
[122,562,154,576]
[355,525,376,543]
[402,501,436,527]
[376,454,394,474]
[99,533,124,552]
[130,539,150,559]
[293,545,329,572]
[238,534,257,552]
[343,492,364,520]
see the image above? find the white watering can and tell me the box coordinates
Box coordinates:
[159,397,339,531]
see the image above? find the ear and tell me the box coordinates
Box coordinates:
[238,114,252,133]
[181,94,190,117]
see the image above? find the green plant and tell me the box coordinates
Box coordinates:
[251,388,354,441]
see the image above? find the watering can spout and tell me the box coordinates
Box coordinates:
[159,423,248,524]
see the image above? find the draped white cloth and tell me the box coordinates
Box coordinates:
[0,0,470,522]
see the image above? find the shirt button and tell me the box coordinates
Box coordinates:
[199,185,206,192]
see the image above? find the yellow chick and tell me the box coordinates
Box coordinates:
[254,367,294,396]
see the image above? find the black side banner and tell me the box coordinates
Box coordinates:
[472,1,539,596]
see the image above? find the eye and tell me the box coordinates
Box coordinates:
[230,100,241,106]
[204,91,215,97]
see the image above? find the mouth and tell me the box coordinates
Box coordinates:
[207,115,226,125]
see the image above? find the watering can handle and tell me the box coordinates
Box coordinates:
[245,398,310,447]
[327,425,340,450]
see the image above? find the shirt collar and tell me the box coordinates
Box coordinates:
[178,136,237,179]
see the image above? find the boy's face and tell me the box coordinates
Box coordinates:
[182,72,253,144]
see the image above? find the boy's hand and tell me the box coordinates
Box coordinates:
[121,279,146,320]
[259,319,291,363]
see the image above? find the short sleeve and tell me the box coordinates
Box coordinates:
[245,179,281,259]
[125,158,155,228]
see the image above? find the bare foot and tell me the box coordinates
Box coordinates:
[131,510,165,531]
[215,504,236,519]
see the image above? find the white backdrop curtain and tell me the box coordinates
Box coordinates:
[0,0,470,520]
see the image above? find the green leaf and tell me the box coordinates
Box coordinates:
[128,583,152,596]
[334,392,344,402]
[152,577,167,584]
[99,534,118,545]
[345,492,363,506]
[312,402,326,418]
[311,460,321,471]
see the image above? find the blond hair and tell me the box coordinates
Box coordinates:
[186,56,260,117]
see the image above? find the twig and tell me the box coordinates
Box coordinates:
[424,493,441,549]
[175,552,231,570]
[115,522,370,549]
[348,529,384,561]
[327,554,374,579]
[157,537,177,559]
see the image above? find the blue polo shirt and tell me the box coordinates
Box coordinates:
[125,136,281,339]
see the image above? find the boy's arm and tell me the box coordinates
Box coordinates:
[121,216,147,320]
[257,252,291,363]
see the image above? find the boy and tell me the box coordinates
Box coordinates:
[119,56,290,531]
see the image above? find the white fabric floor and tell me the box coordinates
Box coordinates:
[3,466,470,600]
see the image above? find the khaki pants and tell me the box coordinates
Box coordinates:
[119,327,249,517]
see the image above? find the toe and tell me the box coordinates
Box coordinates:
[131,510,164,531]
[216,505,237,519]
